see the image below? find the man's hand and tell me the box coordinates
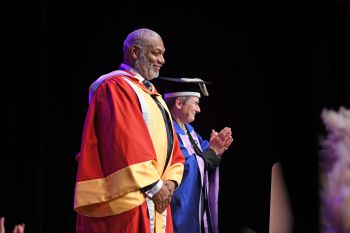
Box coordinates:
[152,180,176,213]
[164,180,176,194]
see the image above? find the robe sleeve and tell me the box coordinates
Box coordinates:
[196,131,221,170]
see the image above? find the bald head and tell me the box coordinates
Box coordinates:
[123,28,162,62]
[122,28,165,80]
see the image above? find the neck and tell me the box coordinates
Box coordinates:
[172,117,186,132]
[179,123,187,133]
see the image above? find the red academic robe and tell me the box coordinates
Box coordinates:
[74,71,184,233]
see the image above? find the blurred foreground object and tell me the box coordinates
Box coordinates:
[320,107,350,233]
[269,162,293,233]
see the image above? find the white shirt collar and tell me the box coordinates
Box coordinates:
[119,63,145,83]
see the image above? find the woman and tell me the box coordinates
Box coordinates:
[158,77,233,233]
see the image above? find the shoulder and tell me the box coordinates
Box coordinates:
[99,74,135,92]
[173,121,186,135]
[185,123,195,132]
[91,74,139,103]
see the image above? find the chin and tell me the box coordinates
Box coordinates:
[188,117,195,123]
[148,73,159,80]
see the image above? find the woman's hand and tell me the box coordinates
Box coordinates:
[209,127,234,156]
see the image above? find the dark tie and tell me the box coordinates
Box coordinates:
[142,79,153,91]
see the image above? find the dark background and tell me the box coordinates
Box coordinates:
[2,2,350,233]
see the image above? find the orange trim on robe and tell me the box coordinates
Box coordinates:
[74,73,184,233]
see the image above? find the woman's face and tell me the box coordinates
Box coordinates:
[177,96,201,124]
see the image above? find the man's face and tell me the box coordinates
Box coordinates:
[134,36,165,80]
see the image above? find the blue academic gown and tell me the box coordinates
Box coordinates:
[171,122,219,233]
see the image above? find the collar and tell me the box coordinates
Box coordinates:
[119,63,145,84]
[119,63,159,94]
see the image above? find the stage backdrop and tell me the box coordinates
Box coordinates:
[2,3,350,233]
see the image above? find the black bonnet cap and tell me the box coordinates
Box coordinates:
[156,77,211,99]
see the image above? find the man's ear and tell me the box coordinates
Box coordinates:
[131,45,140,60]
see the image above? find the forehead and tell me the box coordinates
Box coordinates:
[146,36,165,52]
[186,96,200,102]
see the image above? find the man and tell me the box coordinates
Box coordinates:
[156,77,233,233]
[74,28,185,233]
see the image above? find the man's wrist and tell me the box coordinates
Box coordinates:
[145,180,163,198]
